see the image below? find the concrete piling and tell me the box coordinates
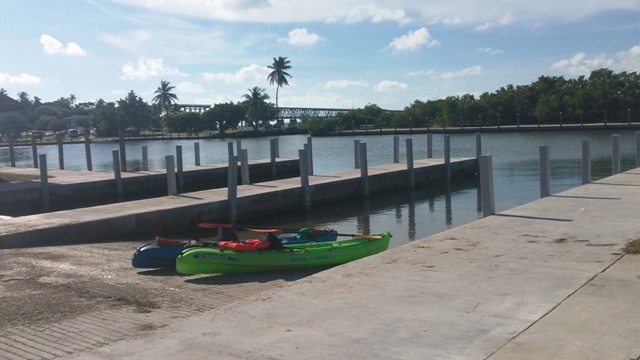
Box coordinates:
[165,155,177,196]
[479,154,495,216]
[359,142,369,198]
[539,145,551,198]
[406,138,414,189]
[227,155,238,223]
[582,139,591,184]
[113,149,124,201]
[142,146,149,171]
[84,129,92,171]
[39,154,49,212]
[299,149,311,211]
[176,145,184,193]
[612,134,621,174]
[56,133,64,170]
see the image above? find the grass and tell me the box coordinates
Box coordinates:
[0,171,42,183]
[623,238,640,254]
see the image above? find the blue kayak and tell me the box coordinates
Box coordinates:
[132,228,338,269]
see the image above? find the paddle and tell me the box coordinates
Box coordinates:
[198,223,323,234]
[198,223,382,240]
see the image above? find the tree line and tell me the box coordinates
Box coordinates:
[1,66,638,137]
[0,56,293,138]
[304,68,640,134]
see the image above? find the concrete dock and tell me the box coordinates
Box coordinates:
[1,167,639,358]
[0,157,475,247]
[58,168,640,360]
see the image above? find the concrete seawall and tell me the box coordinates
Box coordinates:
[0,157,476,248]
[0,159,300,216]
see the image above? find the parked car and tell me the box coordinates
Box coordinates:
[67,129,79,138]
[30,131,45,139]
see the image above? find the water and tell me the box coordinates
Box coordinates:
[1,130,638,248]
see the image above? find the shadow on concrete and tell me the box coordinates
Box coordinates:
[183,266,334,285]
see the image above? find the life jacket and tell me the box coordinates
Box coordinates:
[218,239,269,252]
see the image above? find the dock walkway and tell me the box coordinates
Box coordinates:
[0,157,475,247]
[64,168,640,359]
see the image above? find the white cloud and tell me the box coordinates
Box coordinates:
[441,66,483,79]
[121,57,187,80]
[476,12,514,31]
[176,81,205,94]
[477,47,503,55]
[374,80,408,92]
[327,3,411,25]
[202,64,270,85]
[551,45,640,75]
[325,79,369,89]
[406,69,435,77]
[108,1,640,30]
[386,27,439,52]
[99,30,153,52]
[285,28,322,46]
[0,72,42,85]
[40,34,87,56]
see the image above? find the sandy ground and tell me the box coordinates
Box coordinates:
[0,231,326,359]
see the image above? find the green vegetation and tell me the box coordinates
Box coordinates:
[267,56,292,118]
[0,171,43,183]
[2,66,639,138]
[623,238,640,254]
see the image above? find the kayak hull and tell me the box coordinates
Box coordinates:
[175,232,391,274]
[131,231,339,269]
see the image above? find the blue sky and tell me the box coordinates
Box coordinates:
[1,1,639,111]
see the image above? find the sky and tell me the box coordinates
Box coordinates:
[1,1,640,111]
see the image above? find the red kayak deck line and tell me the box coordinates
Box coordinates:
[0,157,475,248]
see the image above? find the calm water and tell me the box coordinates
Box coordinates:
[2,130,638,247]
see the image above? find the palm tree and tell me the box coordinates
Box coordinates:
[152,80,179,114]
[267,56,292,118]
[242,86,270,130]
[17,91,30,105]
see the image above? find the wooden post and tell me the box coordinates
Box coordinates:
[56,133,64,170]
[306,136,314,175]
[176,145,184,193]
[118,130,127,172]
[8,135,15,167]
[393,136,400,163]
[539,145,550,198]
[165,155,177,196]
[479,154,495,216]
[227,155,238,223]
[194,142,201,166]
[270,138,277,179]
[354,140,361,169]
[444,135,451,182]
[299,149,311,211]
[612,134,621,175]
[359,142,369,198]
[113,149,124,201]
[240,149,250,185]
[581,139,591,184]
[83,128,92,171]
[142,146,149,171]
[39,154,50,212]
[31,134,38,168]
[406,138,414,189]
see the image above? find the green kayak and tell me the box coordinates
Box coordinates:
[175,232,392,274]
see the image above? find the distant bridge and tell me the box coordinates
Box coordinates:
[175,104,400,119]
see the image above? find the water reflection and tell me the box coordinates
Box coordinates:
[254,177,478,248]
